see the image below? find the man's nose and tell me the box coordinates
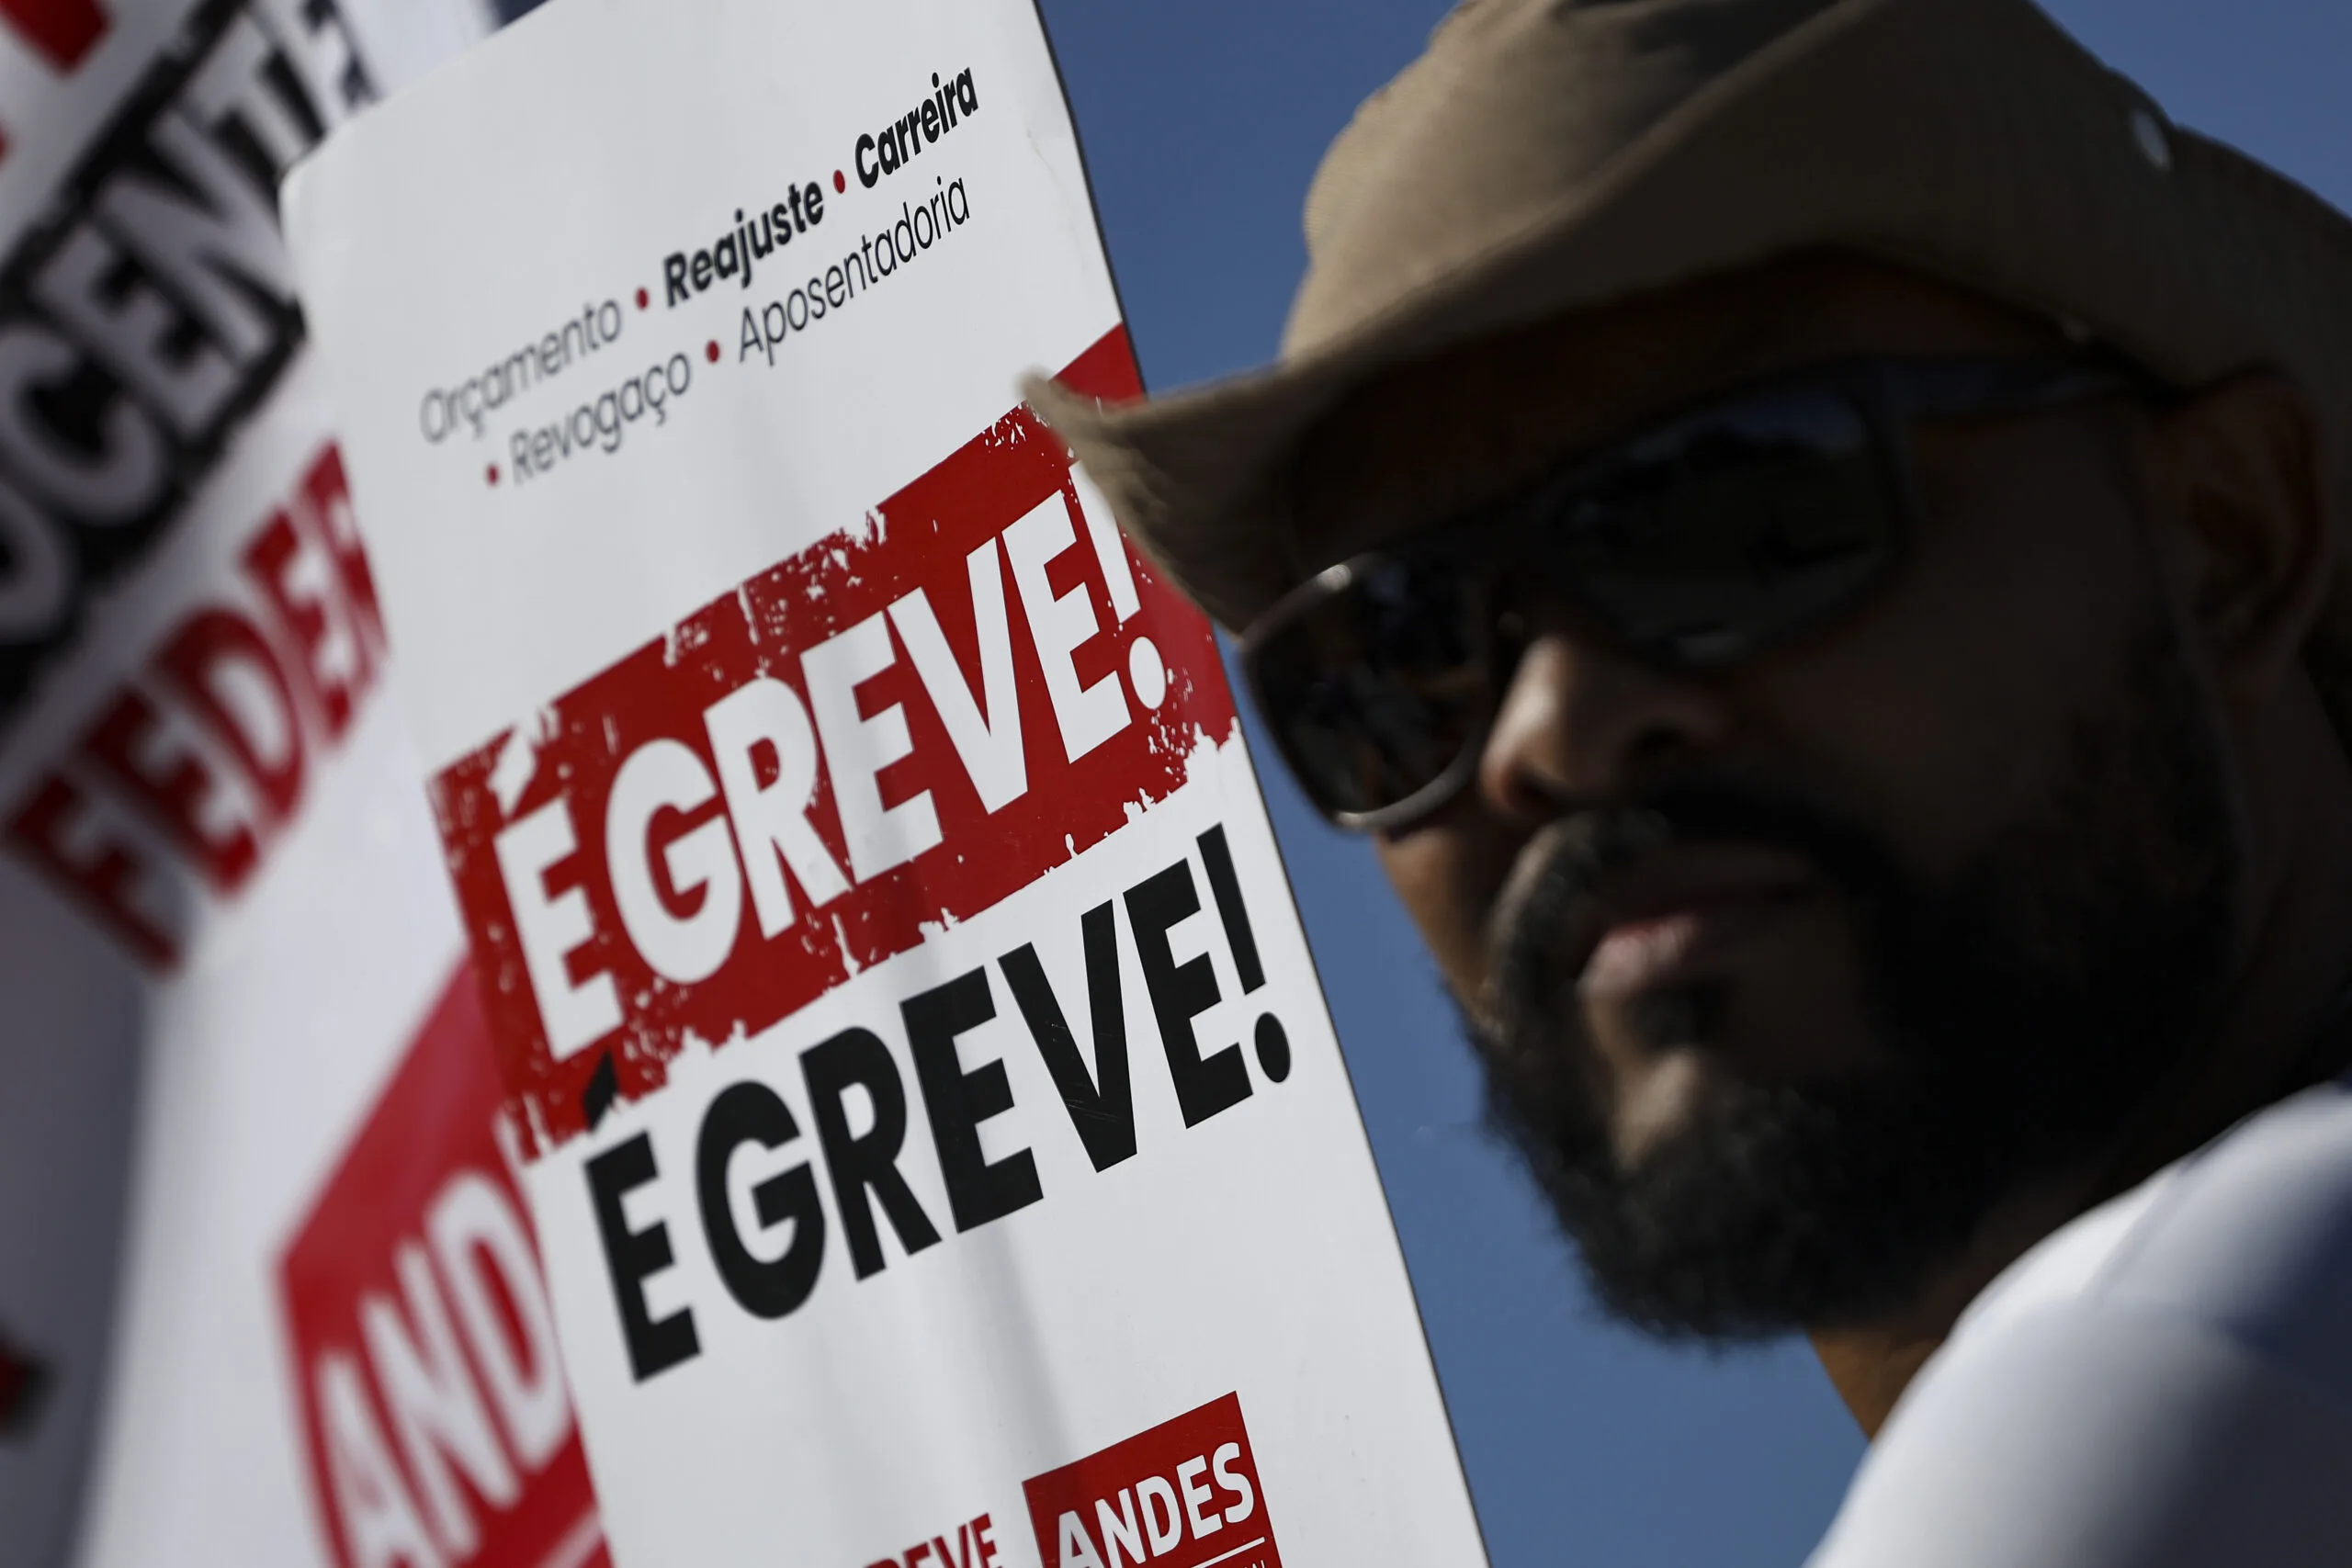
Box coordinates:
[1475,629,1735,820]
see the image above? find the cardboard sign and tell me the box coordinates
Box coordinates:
[0,1,618,1564]
[285,1,1489,1564]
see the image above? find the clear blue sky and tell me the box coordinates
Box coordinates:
[1019,3,2352,1564]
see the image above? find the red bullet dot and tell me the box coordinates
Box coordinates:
[485,464,500,486]
[635,288,649,310]
[832,169,846,193]
[706,340,720,363]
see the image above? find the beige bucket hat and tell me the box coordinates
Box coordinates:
[1029,0,2352,719]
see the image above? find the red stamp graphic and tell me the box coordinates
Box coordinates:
[429,326,1235,1156]
[279,965,606,1568]
[1023,1394,1280,1568]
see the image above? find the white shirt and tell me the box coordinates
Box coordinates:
[1809,1074,2352,1567]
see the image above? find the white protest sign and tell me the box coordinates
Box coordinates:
[0,3,616,1567]
[285,2,1490,1564]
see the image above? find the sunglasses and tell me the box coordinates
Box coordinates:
[1240,356,2142,832]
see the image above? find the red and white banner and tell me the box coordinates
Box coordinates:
[284,1,1489,1563]
[0,2,616,1565]
[280,965,605,1568]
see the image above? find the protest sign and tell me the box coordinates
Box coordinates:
[285,0,1491,1563]
[0,1,609,1564]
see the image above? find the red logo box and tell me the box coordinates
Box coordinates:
[279,966,606,1568]
[1023,1394,1280,1568]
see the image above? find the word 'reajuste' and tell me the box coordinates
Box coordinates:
[662,183,830,305]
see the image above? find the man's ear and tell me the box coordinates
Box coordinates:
[2144,370,2335,702]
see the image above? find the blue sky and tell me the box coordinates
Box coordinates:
[1022,3,2352,1564]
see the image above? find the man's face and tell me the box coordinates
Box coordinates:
[1288,255,2246,1337]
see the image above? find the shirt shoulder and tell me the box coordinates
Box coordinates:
[1807,1077,2352,1568]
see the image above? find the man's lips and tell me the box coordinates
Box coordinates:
[1566,849,1824,998]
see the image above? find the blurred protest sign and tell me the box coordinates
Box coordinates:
[0,1,609,1564]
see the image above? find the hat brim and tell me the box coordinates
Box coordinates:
[1030,0,2352,635]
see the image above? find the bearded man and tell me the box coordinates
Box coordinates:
[1034,0,2352,1560]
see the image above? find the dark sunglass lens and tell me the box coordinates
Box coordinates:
[1253,558,1488,820]
[1544,387,1894,664]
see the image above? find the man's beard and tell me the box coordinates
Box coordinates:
[1473,626,2238,1340]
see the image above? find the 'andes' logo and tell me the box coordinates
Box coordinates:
[1023,1394,1281,1568]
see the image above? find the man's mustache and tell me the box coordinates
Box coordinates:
[1486,781,1898,1042]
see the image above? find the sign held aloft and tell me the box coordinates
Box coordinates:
[285,1,1492,1564]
